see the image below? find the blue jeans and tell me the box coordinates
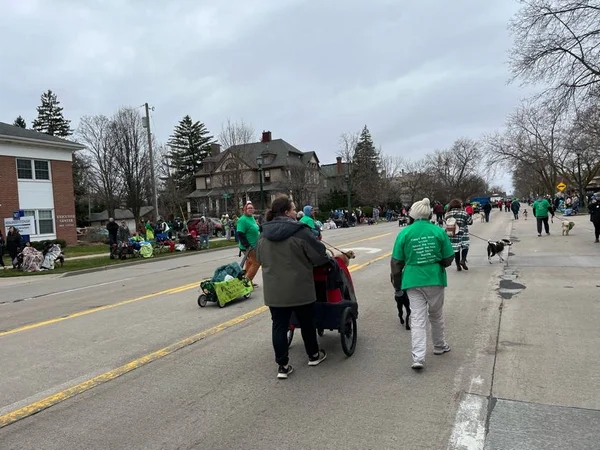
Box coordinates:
[199,234,209,248]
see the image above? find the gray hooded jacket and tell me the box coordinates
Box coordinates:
[256,216,329,307]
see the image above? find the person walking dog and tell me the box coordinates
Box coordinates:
[256,194,329,379]
[390,198,454,370]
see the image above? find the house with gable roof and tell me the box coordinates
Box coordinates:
[187,131,321,215]
[0,122,84,245]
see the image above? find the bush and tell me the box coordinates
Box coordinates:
[361,206,373,218]
[30,239,67,251]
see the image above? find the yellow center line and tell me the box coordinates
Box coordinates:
[0,250,393,429]
[0,232,393,338]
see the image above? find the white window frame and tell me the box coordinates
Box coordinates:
[22,209,56,236]
[16,159,52,181]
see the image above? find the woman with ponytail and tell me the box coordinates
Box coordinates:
[256,194,330,379]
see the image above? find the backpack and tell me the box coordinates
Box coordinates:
[445,217,459,237]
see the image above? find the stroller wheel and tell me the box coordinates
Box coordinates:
[287,328,294,348]
[340,307,357,357]
[317,328,324,337]
[197,294,208,308]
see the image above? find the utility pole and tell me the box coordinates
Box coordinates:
[144,103,160,221]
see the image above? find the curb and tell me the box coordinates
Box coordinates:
[60,244,240,277]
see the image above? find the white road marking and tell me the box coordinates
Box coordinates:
[19,277,136,301]
[447,391,487,450]
[343,247,382,254]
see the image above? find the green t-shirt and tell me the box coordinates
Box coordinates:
[391,219,454,290]
[236,214,260,250]
[299,215,316,229]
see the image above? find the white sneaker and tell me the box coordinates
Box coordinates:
[411,361,424,370]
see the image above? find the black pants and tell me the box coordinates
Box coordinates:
[0,244,4,267]
[436,213,444,224]
[513,211,518,220]
[593,220,600,240]
[537,217,550,234]
[485,211,490,222]
[270,304,319,366]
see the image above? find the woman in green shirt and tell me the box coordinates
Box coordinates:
[237,202,261,285]
[390,198,454,370]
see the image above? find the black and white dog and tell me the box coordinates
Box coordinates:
[487,239,513,264]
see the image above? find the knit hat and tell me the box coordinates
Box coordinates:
[409,198,432,220]
[303,205,313,216]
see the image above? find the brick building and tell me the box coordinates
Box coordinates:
[0,122,83,245]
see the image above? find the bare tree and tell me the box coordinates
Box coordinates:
[218,118,256,213]
[281,164,313,209]
[111,108,152,222]
[398,159,431,205]
[425,138,487,201]
[77,115,122,217]
[486,102,569,195]
[509,0,600,103]
[337,131,359,168]
[379,152,405,205]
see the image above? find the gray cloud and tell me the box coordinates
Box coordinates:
[1,0,527,190]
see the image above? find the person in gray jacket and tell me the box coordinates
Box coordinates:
[256,194,330,379]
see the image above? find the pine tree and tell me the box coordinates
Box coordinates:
[352,125,381,204]
[167,115,214,194]
[13,116,27,128]
[32,89,72,137]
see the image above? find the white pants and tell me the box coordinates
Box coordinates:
[406,286,448,363]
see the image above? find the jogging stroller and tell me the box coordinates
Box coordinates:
[288,253,359,356]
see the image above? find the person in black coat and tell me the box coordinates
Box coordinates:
[589,196,600,243]
[106,218,119,246]
[6,227,22,267]
[0,229,5,269]
[483,202,492,223]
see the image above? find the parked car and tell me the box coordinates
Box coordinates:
[186,218,224,238]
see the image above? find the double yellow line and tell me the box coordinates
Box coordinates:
[0,235,393,428]
[0,232,391,338]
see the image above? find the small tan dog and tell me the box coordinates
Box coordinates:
[479,212,486,223]
[561,221,575,236]
[523,209,528,220]
[335,250,356,266]
[328,249,356,267]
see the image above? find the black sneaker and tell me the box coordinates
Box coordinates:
[277,365,293,379]
[308,349,327,366]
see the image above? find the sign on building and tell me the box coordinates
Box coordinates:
[4,216,36,235]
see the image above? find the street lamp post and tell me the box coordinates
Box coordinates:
[576,153,585,207]
[256,154,265,210]
[345,173,351,212]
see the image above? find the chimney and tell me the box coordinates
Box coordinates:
[336,156,342,174]
[261,131,272,143]
[210,143,221,157]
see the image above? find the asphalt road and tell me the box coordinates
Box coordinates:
[0,212,598,449]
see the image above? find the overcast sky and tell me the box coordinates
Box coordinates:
[1,0,529,192]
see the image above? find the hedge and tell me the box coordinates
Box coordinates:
[30,239,68,251]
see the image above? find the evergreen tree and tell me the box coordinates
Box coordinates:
[167,115,214,194]
[13,116,27,128]
[32,89,72,137]
[352,125,381,204]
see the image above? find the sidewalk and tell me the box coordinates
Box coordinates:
[484,211,600,449]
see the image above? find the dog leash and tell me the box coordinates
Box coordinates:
[321,239,353,258]
[468,233,490,242]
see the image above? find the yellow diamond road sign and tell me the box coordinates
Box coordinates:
[557,182,566,192]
